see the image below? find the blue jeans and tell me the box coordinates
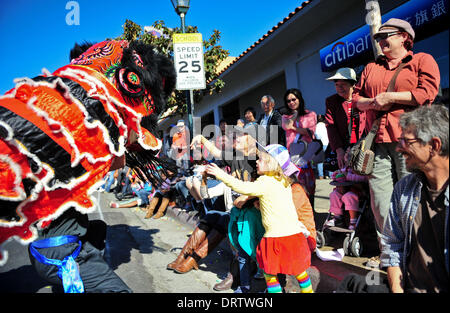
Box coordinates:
[236,244,252,292]
[132,188,152,206]
[102,171,115,192]
[206,179,221,188]
[175,180,190,199]
[202,179,223,212]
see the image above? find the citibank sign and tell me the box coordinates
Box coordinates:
[319,0,449,72]
[320,25,373,72]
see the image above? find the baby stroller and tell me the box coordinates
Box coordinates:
[316,182,375,257]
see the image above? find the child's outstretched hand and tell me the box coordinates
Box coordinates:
[205,163,225,179]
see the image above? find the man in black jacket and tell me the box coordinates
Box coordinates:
[257,95,286,147]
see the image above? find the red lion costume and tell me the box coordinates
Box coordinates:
[0,40,176,270]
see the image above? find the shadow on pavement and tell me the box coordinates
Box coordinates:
[104,224,160,270]
[0,265,51,293]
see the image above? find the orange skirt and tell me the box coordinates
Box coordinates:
[256,232,311,276]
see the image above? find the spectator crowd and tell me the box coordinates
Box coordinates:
[99,18,448,294]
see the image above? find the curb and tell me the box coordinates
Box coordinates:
[165,206,385,293]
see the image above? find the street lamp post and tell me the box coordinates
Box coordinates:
[171,0,194,142]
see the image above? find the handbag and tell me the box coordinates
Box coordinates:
[289,138,308,165]
[304,129,325,164]
[348,61,407,175]
[348,120,378,175]
[290,128,325,166]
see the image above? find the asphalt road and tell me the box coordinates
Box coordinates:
[0,191,237,293]
[0,179,381,294]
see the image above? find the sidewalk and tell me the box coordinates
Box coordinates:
[165,178,386,293]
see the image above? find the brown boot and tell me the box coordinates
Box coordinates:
[213,272,233,291]
[153,197,170,219]
[174,229,225,274]
[173,254,200,273]
[166,226,208,270]
[145,197,159,219]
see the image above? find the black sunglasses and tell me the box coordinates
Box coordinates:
[374,31,401,42]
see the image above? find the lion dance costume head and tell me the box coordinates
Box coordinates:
[0,40,176,265]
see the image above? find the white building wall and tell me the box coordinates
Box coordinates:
[160,0,447,136]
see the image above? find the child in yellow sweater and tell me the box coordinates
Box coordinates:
[205,148,313,293]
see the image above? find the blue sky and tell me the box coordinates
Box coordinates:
[0,0,303,94]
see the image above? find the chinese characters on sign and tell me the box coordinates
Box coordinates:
[403,0,446,26]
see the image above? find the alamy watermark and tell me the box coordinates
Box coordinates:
[167,118,277,162]
[365,267,383,286]
[66,1,80,26]
[365,1,381,26]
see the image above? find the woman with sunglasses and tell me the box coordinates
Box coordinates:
[282,88,317,207]
[352,18,440,268]
[282,88,317,150]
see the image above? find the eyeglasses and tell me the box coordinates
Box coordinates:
[286,98,298,103]
[374,31,401,42]
[397,136,421,147]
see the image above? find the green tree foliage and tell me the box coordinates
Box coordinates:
[117,19,230,119]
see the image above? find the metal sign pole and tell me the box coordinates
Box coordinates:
[180,12,193,143]
[187,89,193,143]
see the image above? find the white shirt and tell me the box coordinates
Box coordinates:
[259,111,273,129]
[314,122,329,146]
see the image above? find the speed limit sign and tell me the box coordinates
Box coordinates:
[173,33,206,90]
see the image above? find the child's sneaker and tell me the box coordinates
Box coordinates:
[234,286,250,293]
[324,215,343,227]
[110,202,119,208]
[324,218,336,227]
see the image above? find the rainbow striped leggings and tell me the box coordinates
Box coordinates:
[264,271,313,293]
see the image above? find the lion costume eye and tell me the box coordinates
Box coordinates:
[127,72,140,85]
[117,68,144,97]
